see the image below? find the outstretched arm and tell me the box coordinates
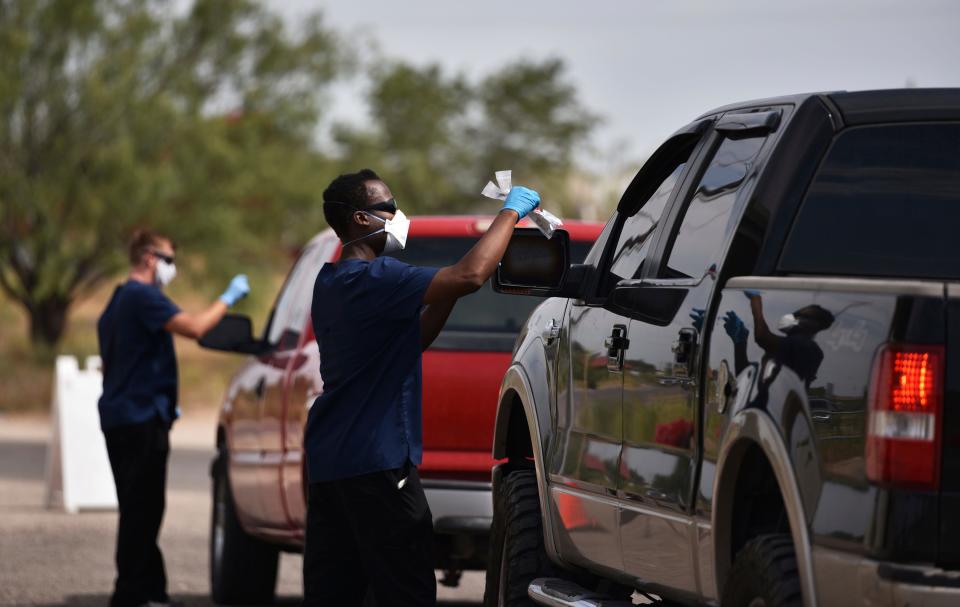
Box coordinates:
[165,275,250,340]
[422,187,540,305]
[746,292,783,355]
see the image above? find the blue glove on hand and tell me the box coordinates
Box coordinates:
[723,310,749,345]
[220,274,250,307]
[689,308,706,333]
[743,289,762,301]
[503,186,541,219]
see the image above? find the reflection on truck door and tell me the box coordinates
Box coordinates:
[618,131,770,594]
[552,130,701,572]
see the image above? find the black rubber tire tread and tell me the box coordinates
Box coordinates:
[722,533,803,607]
[483,469,557,607]
[210,454,280,605]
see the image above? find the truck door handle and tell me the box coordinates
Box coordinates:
[604,324,629,372]
[671,327,698,377]
[542,318,561,344]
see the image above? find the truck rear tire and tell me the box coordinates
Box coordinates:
[484,469,555,607]
[722,534,802,607]
[210,453,280,605]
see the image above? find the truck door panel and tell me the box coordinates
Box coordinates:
[226,359,270,525]
[255,239,335,530]
[278,236,340,529]
[619,131,771,595]
[551,304,625,571]
[281,325,320,528]
[552,126,706,572]
[255,347,295,528]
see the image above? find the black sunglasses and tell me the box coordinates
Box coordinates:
[150,250,175,264]
[362,198,398,214]
[324,198,398,214]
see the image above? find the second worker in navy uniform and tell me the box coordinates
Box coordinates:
[96,229,251,607]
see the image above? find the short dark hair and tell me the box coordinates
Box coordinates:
[796,304,835,333]
[128,228,174,266]
[322,168,381,238]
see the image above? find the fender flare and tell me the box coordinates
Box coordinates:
[712,407,818,607]
[492,364,563,564]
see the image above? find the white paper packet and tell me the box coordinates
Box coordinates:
[480,170,563,239]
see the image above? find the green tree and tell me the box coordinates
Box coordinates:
[333,62,474,213]
[334,57,598,216]
[476,58,599,181]
[0,0,344,347]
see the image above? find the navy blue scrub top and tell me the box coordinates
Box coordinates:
[97,281,181,431]
[305,256,439,483]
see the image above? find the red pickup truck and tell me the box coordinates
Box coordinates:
[200,215,601,604]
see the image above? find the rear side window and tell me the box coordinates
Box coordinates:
[780,123,960,279]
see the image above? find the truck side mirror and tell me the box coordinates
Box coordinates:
[494,228,584,298]
[199,314,268,355]
[605,280,688,327]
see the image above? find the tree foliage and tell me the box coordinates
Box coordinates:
[334,57,598,216]
[0,1,600,350]
[0,0,344,345]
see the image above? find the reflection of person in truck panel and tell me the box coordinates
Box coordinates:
[302,168,540,606]
[726,292,834,387]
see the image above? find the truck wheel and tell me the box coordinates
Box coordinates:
[484,469,555,607]
[210,452,280,605]
[722,534,802,607]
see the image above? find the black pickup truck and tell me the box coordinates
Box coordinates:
[484,89,960,607]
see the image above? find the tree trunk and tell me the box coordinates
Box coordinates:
[27,296,71,347]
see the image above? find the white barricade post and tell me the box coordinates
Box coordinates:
[45,355,118,512]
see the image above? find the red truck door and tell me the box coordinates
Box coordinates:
[274,235,340,530]
[256,236,338,530]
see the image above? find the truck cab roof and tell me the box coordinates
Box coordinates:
[698,87,960,125]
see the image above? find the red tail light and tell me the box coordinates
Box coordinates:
[866,344,944,490]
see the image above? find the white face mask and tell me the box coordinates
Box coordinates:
[778,313,798,332]
[345,209,410,253]
[155,259,177,287]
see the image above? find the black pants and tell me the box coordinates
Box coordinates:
[104,417,170,607]
[303,463,436,607]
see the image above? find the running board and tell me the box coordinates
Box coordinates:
[528,578,634,607]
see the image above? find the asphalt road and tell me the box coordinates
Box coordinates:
[0,413,484,607]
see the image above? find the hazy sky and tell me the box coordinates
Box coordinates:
[271,0,960,167]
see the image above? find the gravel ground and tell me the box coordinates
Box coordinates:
[0,411,484,607]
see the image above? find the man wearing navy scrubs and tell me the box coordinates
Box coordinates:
[97,229,250,607]
[303,169,540,606]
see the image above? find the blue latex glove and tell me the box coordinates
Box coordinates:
[503,186,540,219]
[689,308,706,333]
[220,274,250,307]
[723,310,749,345]
[743,289,762,301]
